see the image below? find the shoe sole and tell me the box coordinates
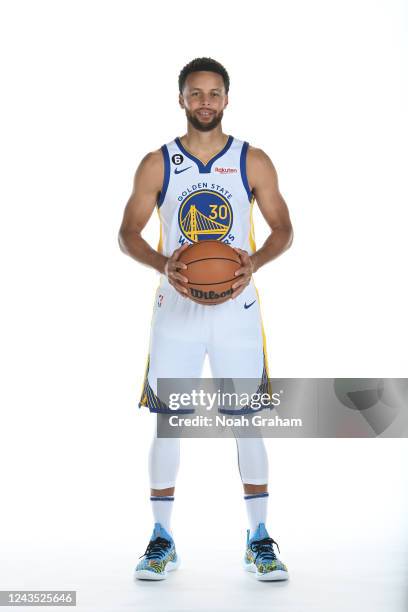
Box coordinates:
[134,558,180,581]
[243,561,289,581]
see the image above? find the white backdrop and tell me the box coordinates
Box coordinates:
[0,1,407,611]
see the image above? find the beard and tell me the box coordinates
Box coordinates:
[185,108,224,132]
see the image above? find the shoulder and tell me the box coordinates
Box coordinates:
[246,145,278,187]
[247,145,275,169]
[138,148,164,172]
[135,148,164,185]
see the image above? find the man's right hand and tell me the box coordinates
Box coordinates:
[164,243,190,298]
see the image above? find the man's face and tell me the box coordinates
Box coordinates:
[179,71,228,132]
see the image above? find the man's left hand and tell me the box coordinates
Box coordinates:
[231,248,255,299]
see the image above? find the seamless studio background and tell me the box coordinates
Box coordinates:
[0,1,407,611]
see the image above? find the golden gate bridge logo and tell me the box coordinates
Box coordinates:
[178,189,233,242]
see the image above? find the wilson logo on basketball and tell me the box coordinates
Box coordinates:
[190,288,233,301]
[214,167,237,174]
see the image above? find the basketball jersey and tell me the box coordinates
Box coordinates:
[156,135,256,259]
[138,135,273,414]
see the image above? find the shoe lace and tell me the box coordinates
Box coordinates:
[140,536,171,560]
[250,537,280,563]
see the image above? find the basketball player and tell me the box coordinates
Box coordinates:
[119,58,293,581]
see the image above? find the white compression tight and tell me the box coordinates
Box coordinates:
[148,428,268,490]
[148,435,181,490]
[235,436,269,485]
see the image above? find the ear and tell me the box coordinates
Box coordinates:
[223,94,229,110]
[179,93,185,109]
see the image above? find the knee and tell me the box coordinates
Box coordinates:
[151,486,175,496]
[243,483,268,494]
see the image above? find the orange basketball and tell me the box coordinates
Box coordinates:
[178,240,241,305]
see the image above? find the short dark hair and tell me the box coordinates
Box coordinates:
[178,57,230,94]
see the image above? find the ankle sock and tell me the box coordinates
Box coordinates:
[244,492,269,538]
[150,495,174,536]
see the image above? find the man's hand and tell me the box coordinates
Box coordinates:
[164,243,190,298]
[231,248,255,299]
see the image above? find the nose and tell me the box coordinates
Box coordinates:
[200,93,211,106]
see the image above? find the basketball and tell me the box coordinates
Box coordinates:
[178,240,241,305]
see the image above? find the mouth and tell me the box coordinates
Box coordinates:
[196,110,214,119]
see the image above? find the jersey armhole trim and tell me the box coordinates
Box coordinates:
[157,145,170,208]
[240,141,252,202]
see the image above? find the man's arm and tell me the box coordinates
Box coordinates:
[118,150,189,295]
[231,147,293,297]
[247,146,293,272]
[118,150,167,273]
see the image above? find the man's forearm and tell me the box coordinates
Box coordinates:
[118,230,167,274]
[250,227,293,273]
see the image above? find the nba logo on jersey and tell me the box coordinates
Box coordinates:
[156,135,256,256]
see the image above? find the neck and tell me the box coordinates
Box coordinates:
[181,125,228,153]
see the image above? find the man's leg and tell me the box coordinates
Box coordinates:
[235,436,269,538]
[134,425,181,581]
[207,282,289,579]
[235,434,288,579]
[148,420,180,536]
[135,282,207,580]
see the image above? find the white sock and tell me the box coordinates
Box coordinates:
[244,492,269,538]
[150,496,174,536]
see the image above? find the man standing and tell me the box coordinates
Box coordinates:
[119,57,293,581]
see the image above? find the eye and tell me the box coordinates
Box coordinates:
[212,92,220,96]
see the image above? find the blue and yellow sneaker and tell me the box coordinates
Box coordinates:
[134,523,180,581]
[243,522,289,581]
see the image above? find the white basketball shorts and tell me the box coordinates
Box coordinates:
[139,275,272,414]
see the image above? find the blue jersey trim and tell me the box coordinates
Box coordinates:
[240,141,252,201]
[150,496,175,502]
[175,135,234,174]
[157,145,170,208]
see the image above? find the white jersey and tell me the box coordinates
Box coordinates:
[156,135,256,258]
[138,135,274,414]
